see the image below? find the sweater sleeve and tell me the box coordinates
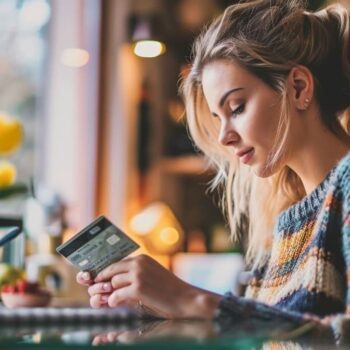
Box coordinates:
[215,292,338,343]
[338,152,350,311]
[342,163,350,314]
[215,292,307,328]
[331,155,350,343]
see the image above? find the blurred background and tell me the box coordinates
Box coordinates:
[0,0,344,305]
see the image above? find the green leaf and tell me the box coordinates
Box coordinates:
[0,183,28,199]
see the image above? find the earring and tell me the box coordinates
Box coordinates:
[303,98,310,110]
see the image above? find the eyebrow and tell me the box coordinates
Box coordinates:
[219,87,244,107]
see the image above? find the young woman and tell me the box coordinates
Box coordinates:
[77,0,350,340]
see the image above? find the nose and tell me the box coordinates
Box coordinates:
[218,121,240,146]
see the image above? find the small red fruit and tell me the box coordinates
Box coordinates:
[16,280,28,293]
[6,284,18,293]
[15,280,39,294]
[1,285,11,293]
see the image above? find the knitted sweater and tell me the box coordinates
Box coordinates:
[215,151,350,341]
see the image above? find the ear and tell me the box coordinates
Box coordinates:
[287,65,314,111]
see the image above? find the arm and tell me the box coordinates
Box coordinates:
[77,254,222,319]
[76,255,310,323]
[76,253,333,342]
[330,165,350,343]
[215,292,308,328]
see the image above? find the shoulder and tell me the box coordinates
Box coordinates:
[333,151,350,190]
[336,151,350,175]
[328,152,350,214]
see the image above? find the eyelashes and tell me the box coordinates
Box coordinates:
[211,103,245,118]
[231,104,245,117]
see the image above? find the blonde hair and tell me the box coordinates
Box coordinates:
[180,0,350,268]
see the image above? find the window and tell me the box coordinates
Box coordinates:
[0,0,50,216]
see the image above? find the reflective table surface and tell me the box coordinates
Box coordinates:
[0,307,346,349]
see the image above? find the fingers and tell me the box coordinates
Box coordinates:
[108,285,136,307]
[107,331,121,343]
[92,331,123,345]
[92,333,111,346]
[90,293,110,308]
[88,282,113,296]
[88,278,131,308]
[94,257,132,282]
[88,273,130,296]
[87,273,132,309]
[81,255,153,310]
[88,274,131,304]
[115,330,140,344]
[92,334,106,346]
[111,273,131,290]
[76,271,93,286]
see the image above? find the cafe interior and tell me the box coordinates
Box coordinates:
[0,0,348,348]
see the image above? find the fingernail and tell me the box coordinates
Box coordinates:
[103,283,111,291]
[82,272,90,281]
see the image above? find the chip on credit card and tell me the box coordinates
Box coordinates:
[56,216,139,278]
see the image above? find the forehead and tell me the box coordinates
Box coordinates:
[201,59,255,104]
[202,59,250,87]
[202,59,271,109]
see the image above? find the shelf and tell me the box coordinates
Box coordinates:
[160,156,213,175]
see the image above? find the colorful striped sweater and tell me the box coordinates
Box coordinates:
[215,151,350,341]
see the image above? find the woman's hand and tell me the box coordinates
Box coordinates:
[77,254,222,319]
[92,319,216,345]
[76,271,110,307]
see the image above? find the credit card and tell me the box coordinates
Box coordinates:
[56,216,139,278]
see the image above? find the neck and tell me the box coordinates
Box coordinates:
[287,123,350,195]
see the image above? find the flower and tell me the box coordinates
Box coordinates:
[0,113,23,155]
[0,161,16,188]
[0,112,26,196]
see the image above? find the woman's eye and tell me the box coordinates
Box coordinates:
[231,104,244,117]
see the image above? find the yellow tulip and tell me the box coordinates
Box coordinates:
[0,263,24,286]
[0,161,16,188]
[0,114,23,155]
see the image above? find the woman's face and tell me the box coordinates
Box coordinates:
[201,59,284,177]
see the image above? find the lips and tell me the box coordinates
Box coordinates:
[236,148,254,164]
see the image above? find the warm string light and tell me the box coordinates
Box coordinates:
[159,227,180,245]
[130,15,166,58]
[130,202,183,254]
[133,40,166,58]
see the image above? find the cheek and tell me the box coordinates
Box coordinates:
[240,106,279,148]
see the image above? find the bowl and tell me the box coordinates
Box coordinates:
[1,291,52,308]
